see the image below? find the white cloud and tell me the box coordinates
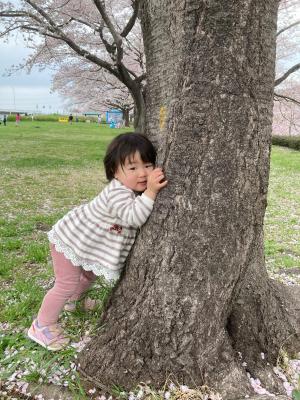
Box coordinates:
[0,38,66,112]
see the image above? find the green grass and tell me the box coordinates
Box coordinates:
[0,121,299,398]
[264,146,300,272]
[0,121,128,398]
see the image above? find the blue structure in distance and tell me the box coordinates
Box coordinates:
[106,109,123,128]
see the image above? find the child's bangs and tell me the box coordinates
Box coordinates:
[119,140,156,166]
[118,142,138,166]
[139,145,156,164]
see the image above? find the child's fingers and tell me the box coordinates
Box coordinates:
[159,180,168,188]
[152,167,164,176]
[149,172,164,182]
[153,180,167,189]
[156,173,164,180]
[155,176,165,185]
[147,169,167,190]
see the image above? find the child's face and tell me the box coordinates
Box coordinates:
[114,151,154,192]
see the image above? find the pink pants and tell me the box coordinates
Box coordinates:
[37,244,97,326]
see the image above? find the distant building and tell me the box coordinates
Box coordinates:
[106,109,123,125]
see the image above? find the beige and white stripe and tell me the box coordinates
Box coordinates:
[48,179,154,282]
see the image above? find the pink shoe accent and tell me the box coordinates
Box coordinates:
[27,319,69,351]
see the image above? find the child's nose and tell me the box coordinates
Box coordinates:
[139,167,148,176]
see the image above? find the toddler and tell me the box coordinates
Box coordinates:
[28,132,167,350]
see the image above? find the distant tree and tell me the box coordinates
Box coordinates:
[0,0,146,129]
[273,83,300,135]
[52,62,135,126]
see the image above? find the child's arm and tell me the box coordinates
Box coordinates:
[108,188,154,228]
[108,169,167,228]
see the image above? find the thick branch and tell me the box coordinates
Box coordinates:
[0,10,45,26]
[121,0,139,38]
[92,0,122,47]
[62,39,119,78]
[92,0,125,66]
[135,73,146,83]
[275,63,300,86]
[98,22,117,56]
[24,0,58,29]
[14,1,120,78]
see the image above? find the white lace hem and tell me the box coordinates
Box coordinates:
[48,230,121,283]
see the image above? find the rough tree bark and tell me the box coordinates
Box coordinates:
[123,109,130,127]
[79,1,300,397]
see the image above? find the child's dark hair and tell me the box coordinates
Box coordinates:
[104,132,157,180]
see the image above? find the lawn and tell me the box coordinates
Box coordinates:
[0,121,126,399]
[0,121,299,399]
[265,146,300,276]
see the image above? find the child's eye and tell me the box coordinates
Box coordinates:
[129,167,136,170]
[146,164,153,168]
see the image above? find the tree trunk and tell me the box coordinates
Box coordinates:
[117,64,146,131]
[131,84,146,131]
[122,108,130,127]
[79,1,300,397]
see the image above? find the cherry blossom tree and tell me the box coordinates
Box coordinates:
[52,62,135,126]
[0,0,146,129]
[273,83,300,135]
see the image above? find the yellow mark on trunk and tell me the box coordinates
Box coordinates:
[159,106,166,130]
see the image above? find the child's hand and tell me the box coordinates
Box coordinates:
[144,168,168,200]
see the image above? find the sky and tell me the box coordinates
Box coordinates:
[0,38,67,114]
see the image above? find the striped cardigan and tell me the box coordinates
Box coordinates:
[48,179,154,282]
